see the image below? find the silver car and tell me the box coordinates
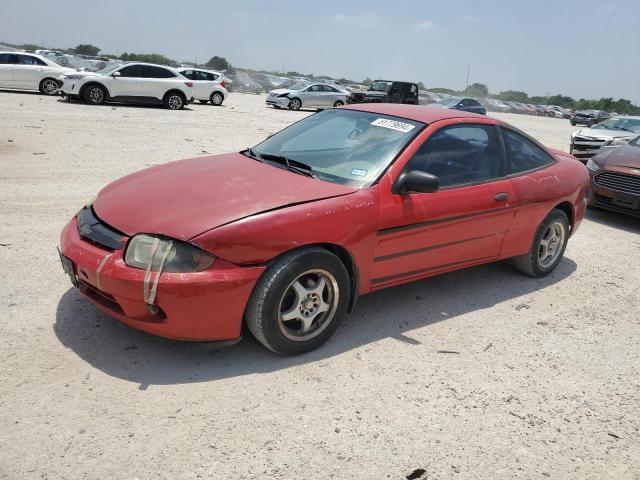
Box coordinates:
[266,83,349,110]
[570,116,640,162]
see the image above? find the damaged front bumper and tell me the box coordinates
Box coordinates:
[266,95,291,108]
[59,216,265,341]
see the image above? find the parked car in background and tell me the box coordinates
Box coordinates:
[348,80,419,105]
[58,62,194,110]
[570,116,640,161]
[267,83,349,110]
[0,51,75,95]
[570,110,609,127]
[59,104,588,355]
[251,73,281,91]
[587,135,640,216]
[230,73,263,94]
[431,97,486,115]
[178,68,228,106]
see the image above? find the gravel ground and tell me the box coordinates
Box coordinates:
[1,91,639,480]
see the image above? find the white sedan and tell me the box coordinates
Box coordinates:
[266,83,350,110]
[178,68,229,106]
[0,51,75,95]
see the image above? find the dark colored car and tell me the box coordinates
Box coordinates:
[587,135,640,216]
[228,73,262,94]
[59,104,587,355]
[571,110,609,127]
[431,97,487,115]
[348,80,419,105]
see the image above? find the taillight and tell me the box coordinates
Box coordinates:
[184,81,193,88]
[220,80,226,88]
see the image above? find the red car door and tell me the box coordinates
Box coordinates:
[371,122,517,288]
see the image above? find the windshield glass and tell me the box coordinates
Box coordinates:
[288,82,309,91]
[438,97,461,106]
[593,118,640,133]
[630,136,640,147]
[97,63,122,75]
[252,109,423,187]
[370,81,392,92]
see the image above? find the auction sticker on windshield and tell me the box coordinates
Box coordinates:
[371,118,416,133]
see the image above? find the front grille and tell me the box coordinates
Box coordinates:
[593,194,640,216]
[594,172,640,196]
[77,207,125,251]
[78,279,124,314]
[573,136,606,143]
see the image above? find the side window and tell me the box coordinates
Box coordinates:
[322,85,337,92]
[307,85,321,92]
[406,125,503,188]
[16,55,45,66]
[503,129,555,174]
[181,70,196,80]
[0,53,12,64]
[144,66,175,78]
[118,65,145,77]
[210,73,220,81]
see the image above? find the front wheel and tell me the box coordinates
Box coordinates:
[333,100,344,108]
[288,97,302,110]
[163,92,185,110]
[210,91,224,106]
[246,247,350,355]
[512,209,569,277]
[83,84,107,105]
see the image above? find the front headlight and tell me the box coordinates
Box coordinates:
[64,74,85,80]
[125,234,216,273]
[609,137,632,146]
[586,159,601,172]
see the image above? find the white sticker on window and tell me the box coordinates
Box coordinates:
[371,118,416,133]
[351,168,367,176]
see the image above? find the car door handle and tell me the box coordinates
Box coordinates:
[494,192,510,202]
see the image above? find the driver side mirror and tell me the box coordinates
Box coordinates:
[393,170,439,195]
[112,71,121,77]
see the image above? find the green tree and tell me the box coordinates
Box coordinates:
[466,83,489,98]
[119,52,175,65]
[74,44,100,56]
[205,56,230,71]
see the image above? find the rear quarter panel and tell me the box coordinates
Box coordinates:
[500,154,588,259]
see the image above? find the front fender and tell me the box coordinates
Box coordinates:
[191,188,379,293]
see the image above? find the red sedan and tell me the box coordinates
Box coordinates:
[59,104,589,355]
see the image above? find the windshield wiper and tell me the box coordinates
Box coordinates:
[615,127,634,133]
[259,153,316,178]
[242,148,262,161]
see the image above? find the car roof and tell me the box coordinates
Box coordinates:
[342,103,492,124]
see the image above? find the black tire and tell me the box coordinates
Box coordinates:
[163,91,185,110]
[39,78,59,96]
[570,121,576,126]
[246,247,350,355]
[333,100,344,108]
[210,91,224,106]
[512,209,570,277]
[288,97,302,110]
[83,84,107,105]
[273,105,282,109]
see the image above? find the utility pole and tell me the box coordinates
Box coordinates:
[465,65,470,95]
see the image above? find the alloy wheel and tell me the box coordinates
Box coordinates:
[211,93,223,105]
[168,95,183,110]
[537,221,566,269]
[89,87,104,104]
[277,269,339,341]
[42,79,58,95]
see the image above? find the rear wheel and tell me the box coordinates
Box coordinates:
[163,92,185,110]
[83,84,107,105]
[288,97,302,110]
[246,247,350,355]
[210,91,224,106]
[512,209,569,277]
[39,78,59,95]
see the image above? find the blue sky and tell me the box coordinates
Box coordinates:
[1,0,638,101]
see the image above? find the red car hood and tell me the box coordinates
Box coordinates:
[93,153,357,240]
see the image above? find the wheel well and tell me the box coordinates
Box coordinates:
[553,202,574,232]
[80,82,109,100]
[39,77,57,86]
[164,89,186,101]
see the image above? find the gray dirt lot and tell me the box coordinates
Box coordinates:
[1,91,639,480]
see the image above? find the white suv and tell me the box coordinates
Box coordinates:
[0,51,75,95]
[59,62,194,110]
[177,68,229,106]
